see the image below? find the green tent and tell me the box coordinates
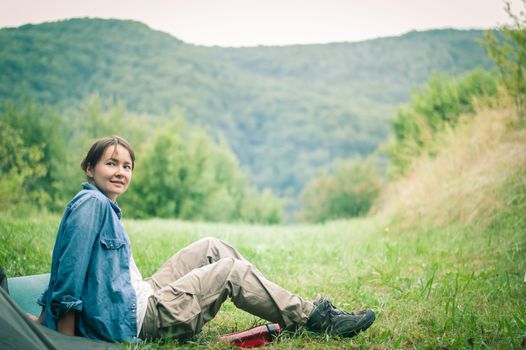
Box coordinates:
[8,273,50,317]
[0,269,120,350]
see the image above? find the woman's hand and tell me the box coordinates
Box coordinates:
[26,313,38,322]
[27,309,44,324]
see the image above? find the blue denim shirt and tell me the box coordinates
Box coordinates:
[38,183,137,342]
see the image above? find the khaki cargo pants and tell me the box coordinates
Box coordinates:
[139,237,314,340]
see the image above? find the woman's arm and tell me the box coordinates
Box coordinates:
[48,197,104,327]
[57,311,76,336]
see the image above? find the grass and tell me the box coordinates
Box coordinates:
[1,211,525,349]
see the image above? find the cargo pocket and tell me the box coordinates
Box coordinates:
[154,286,203,339]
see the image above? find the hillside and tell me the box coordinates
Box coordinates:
[0,19,494,196]
[376,95,525,229]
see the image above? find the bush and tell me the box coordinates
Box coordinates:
[388,70,498,177]
[300,159,382,222]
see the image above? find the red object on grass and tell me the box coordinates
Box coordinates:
[218,323,281,348]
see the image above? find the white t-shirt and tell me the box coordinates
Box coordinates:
[129,255,154,336]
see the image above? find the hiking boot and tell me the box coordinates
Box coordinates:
[306,297,375,338]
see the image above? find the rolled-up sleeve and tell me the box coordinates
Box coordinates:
[37,289,48,307]
[49,197,105,319]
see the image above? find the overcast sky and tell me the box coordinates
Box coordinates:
[0,0,522,47]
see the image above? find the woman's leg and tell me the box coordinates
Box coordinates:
[140,257,314,340]
[146,237,248,290]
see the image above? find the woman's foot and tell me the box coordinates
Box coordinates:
[306,297,375,338]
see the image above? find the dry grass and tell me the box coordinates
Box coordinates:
[375,100,526,229]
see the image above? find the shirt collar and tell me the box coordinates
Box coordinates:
[82,182,122,219]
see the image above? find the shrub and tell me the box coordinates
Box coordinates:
[300,159,382,222]
[388,70,498,177]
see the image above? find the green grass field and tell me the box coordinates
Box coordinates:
[1,211,524,349]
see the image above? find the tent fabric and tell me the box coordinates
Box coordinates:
[0,275,120,350]
[0,267,8,293]
[8,273,50,317]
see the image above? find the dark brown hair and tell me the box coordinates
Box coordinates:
[81,136,136,175]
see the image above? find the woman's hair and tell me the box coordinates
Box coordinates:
[81,136,136,174]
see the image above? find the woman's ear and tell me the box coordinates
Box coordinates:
[86,165,94,179]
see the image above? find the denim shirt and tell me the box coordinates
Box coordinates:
[38,183,137,342]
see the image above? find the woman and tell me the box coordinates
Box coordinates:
[37,136,375,342]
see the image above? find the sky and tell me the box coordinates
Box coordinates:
[0,0,523,47]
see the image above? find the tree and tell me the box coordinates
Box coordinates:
[124,116,284,223]
[484,0,526,119]
[0,102,70,209]
[0,120,45,209]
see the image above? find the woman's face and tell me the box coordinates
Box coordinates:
[86,144,133,201]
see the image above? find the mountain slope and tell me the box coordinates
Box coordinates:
[0,19,494,195]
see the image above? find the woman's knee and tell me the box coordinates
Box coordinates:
[192,237,245,264]
[197,236,223,248]
[202,236,234,254]
[184,237,222,255]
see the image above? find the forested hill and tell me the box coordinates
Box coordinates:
[0,18,493,196]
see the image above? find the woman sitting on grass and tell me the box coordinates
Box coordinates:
[35,136,375,342]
